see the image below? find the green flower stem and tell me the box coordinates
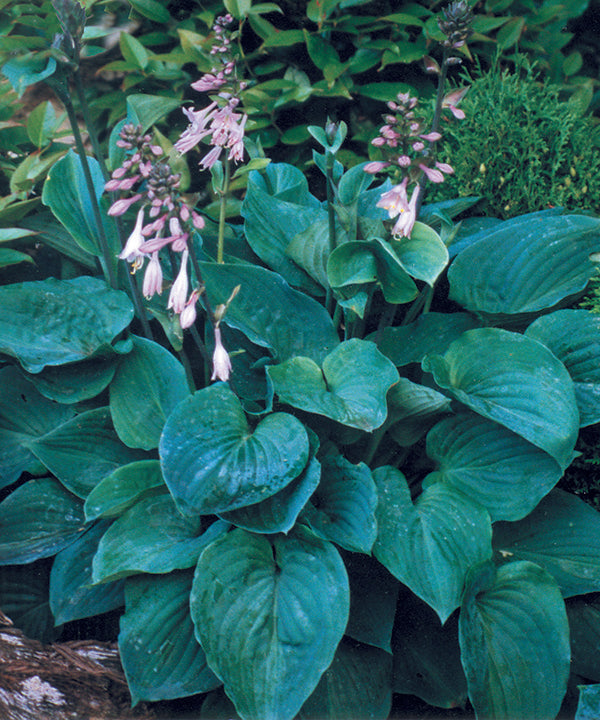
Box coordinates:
[325,151,337,316]
[217,160,231,264]
[178,347,197,393]
[63,94,117,290]
[73,69,109,182]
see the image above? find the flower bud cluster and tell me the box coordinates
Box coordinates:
[106,125,205,329]
[438,1,473,50]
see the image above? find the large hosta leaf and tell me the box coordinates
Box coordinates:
[92,495,228,584]
[425,412,563,521]
[0,276,133,373]
[0,366,74,489]
[303,455,378,554]
[448,213,600,314]
[422,328,579,470]
[493,489,600,597]
[160,383,309,516]
[373,466,492,623]
[459,560,570,719]
[27,407,148,498]
[567,596,600,682]
[526,309,600,427]
[50,520,124,625]
[0,477,86,565]
[199,262,339,364]
[387,377,452,446]
[25,355,119,404]
[298,638,393,720]
[268,339,398,431]
[109,335,191,450]
[190,526,349,720]
[120,570,220,704]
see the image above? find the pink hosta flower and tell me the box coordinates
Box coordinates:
[191,73,227,93]
[377,178,419,239]
[119,208,146,266]
[363,161,391,174]
[199,145,223,171]
[435,161,454,175]
[419,163,445,183]
[108,193,143,217]
[211,325,232,382]
[142,251,162,299]
[442,87,468,119]
[180,288,200,329]
[175,102,218,155]
[227,113,247,163]
[167,248,189,314]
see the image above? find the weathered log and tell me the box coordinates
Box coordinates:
[0,610,157,720]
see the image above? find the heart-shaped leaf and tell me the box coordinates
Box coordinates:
[425,412,563,521]
[0,478,86,565]
[0,276,133,373]
[50,520,124,625]
[160,383,310,516]
[190,526,349,720]
[493,489,600,597]
[268,339,398,431]
[0,366,74,489]
[303,455,378,553]
[459,560,570,719]
[110,335,191,450]
[26,356,119,404]
[448,213,600,315]
[119,570,220,704]
[526,309,600,427]
[92,495,228,584]
[27,407,148,498]
[423,328,579,470]
[373,466,492,623]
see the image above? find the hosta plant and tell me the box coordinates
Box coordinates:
[2,2,600,720]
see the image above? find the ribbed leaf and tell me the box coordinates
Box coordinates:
[423,328,579,470]
[160,384,310,516]
[190,526,349,720]
[119,570,220,704]
[425,412,563,521]
[526,309,600,426]
[493,489,600,597]
[448,214,600,315]
[0,276,133,373]
[110,335,190,450]
[373,466,492,623]
[459,560,570,719]
[92,495,228,584]
[268,339,398,431]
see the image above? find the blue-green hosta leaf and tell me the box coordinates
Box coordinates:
[84,459,165,522]
[27,407,148,499]
[120,570,220,705]
[109,335,191,450]
[50,520,124,625]
[218,455,320,534]
[425,413,563,522]
[190,526,349,720]
[459,560,570,720]
[0,276,133,373]
[199,262,339,364]
[0,366,74,489]
[160,383,310,516]
[392,587,467,709]
[303,455,378,553]
[526,309,600,427]
[268,339,398,431]
[42,150,120,259]
[25,356,119,404]
[493,489,600,598]
[92,495,228,584]
[576,684,600,720]
[298,638,393,720]
[286,215,333,289]
[389,222,449,286]
[373,466,492,623]
[448,214,600,315]
[423,328,579,470]
[375,312,479,367]
[242,164,323,293]
[387,377,452,446]
[0,478,86,565]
